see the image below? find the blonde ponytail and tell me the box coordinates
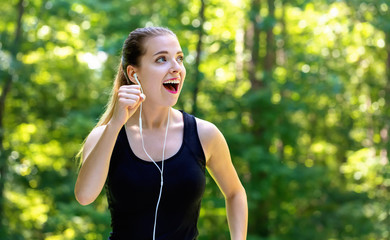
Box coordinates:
[76,62,127,166]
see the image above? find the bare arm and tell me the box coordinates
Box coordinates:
[197,120,248,240]
[74,123,121,205]
[74,85,144,205]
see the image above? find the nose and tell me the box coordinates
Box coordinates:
[169,59,182,74]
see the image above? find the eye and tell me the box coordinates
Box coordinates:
[177,55,184,63]
[156,56,166,63]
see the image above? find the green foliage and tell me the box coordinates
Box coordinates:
[1,0,390,239]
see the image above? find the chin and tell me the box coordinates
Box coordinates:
[167,95,180,107]
[168,99,179,107]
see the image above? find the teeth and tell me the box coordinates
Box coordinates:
[163,80,180,84]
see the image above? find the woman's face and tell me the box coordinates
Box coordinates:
[136,34,186,107]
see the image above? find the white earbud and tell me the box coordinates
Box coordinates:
[134,73,141,87]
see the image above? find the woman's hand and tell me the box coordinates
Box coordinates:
[110,85,146,128]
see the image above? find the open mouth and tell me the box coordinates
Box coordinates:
[163,79,180,93]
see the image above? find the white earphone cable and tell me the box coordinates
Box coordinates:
[130,73,170,240]
[138,101,170,240]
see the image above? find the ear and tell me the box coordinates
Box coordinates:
[126,65,139,84]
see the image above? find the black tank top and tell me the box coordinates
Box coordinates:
[105,111,206,240]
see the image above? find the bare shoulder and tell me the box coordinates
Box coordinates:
[195,118,220,141]
[195,118,226,161]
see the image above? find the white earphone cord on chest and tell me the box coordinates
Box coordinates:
[125,73,170,240]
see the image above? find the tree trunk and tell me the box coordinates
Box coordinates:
[264,0,275,75]
[276,0,287,160]
[191,0,205,116]
[0,76,12,236]
[235,25,245,84]
[246,0,272,237]
[277,0,287,66]
[381,31,390,165]
[247,0,262,90]
[0,0,25,235]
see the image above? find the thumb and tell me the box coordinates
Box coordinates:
[140,93,146,102]
[131,93,146,111]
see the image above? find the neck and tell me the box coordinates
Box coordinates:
[136,103,171,130]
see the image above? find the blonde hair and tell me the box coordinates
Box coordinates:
[76,27,176,166]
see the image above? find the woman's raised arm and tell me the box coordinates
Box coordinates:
[74,85,144,205]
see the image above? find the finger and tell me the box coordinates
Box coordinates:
[119,85,141,91]
[118,88,141,95]
[131,94,145,110]
[118,98,138,107]
[118,92,141,100]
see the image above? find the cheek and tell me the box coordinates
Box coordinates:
[181,66,186,80]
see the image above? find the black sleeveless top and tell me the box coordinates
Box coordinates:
[105,111,206,240]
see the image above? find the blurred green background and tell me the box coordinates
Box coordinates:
[1,0,390,239]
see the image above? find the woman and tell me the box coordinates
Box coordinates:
[74,27,247,240]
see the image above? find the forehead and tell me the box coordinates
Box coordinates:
[143,34,182,56]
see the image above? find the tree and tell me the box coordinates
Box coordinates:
[0,0,25,235]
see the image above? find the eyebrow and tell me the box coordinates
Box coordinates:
[153,50,183,56]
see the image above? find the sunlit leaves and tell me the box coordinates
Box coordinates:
[1,0,390,239]
[341,148,386,193]
[6,189,50,229]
